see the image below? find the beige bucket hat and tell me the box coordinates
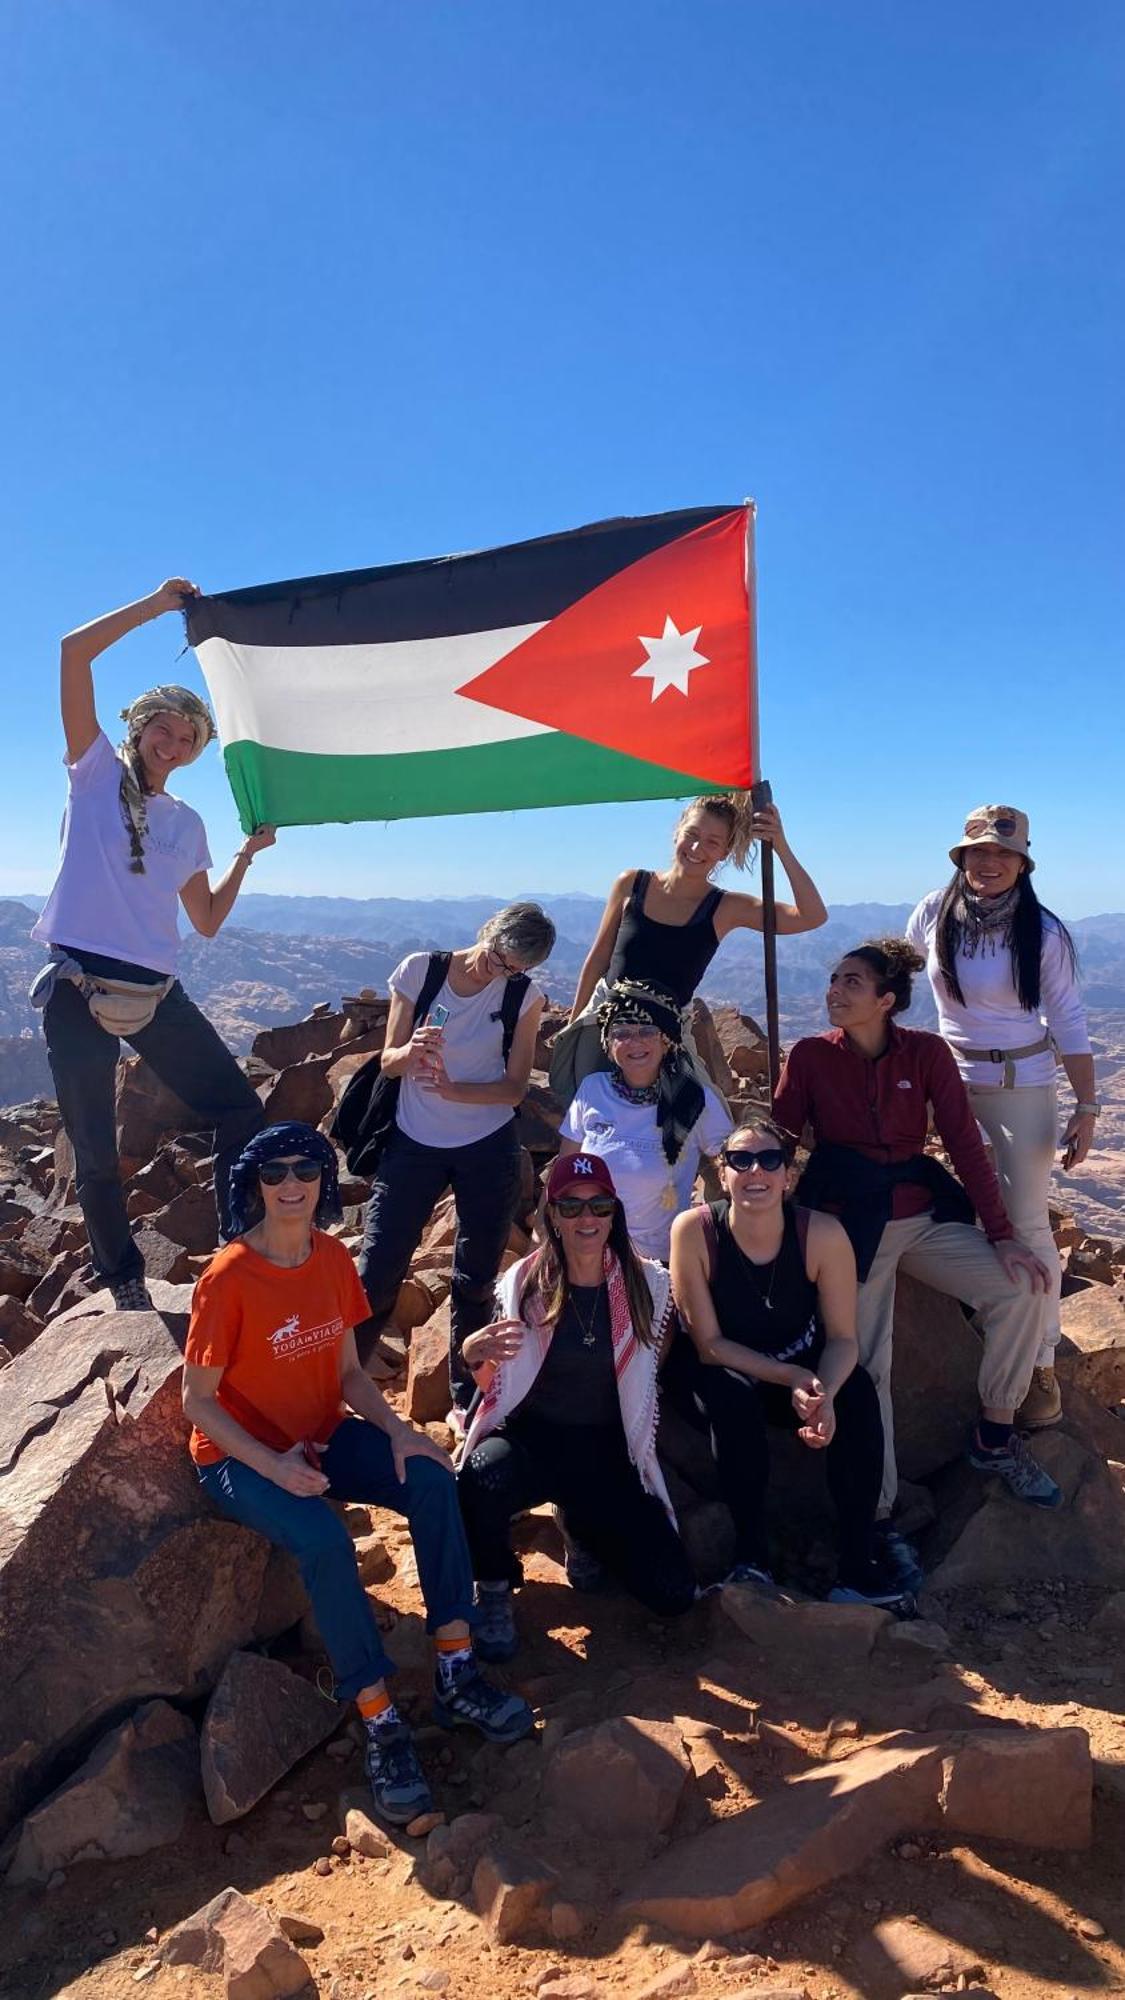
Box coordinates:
[950,804,1034,872]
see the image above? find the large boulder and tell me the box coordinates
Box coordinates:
[162,1886,312,1998]
[1057,1283,1125,1407]
[0,1290,306,1840]
[200,1651,342,1823]
[889,1275,983,1482]
[543,1716,691,1841]
[7,1699,199,1883]
[115,1055,209,1173]
[406,1304,452,1423]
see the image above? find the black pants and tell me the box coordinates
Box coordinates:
[43,977,265,1286]
[457,1411,697,1616]
[698,1362,884,1582]
[356,1121,521,1402]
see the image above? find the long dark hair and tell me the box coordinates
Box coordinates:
[935,870,1078,1012]
[519,1198,656,1347]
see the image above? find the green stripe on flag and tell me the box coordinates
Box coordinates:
[224,733,727,830]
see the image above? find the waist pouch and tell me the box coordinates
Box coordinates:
[30,951,174,1036]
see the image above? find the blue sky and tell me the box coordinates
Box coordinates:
[2,1,1122,914]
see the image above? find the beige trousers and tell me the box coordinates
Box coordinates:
[968,1080,1060,1367]
[857,1214,1042,1515]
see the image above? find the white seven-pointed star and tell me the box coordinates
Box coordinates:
[631,615,710,701]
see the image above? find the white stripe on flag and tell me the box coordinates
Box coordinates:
[194,624,551,756]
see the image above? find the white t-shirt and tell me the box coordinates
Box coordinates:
[561,1068,732,1260]
[906,887,1091,1090]
[32,732,211,975]
[391,952,542,1149]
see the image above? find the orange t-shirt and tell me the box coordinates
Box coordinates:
[185,1230,371,1466]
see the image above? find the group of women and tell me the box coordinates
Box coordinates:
[32,579,1100,1826]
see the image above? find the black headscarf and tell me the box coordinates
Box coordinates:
[597,979,706,1167]
[228,1122,342,1236]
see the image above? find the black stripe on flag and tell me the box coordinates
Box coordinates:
[186,506,740,649]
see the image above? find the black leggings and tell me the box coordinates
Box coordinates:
[457,1412,696,1617]
[698,1362,884,1582]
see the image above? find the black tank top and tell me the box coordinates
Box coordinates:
[708,1201,822,1367]
[606,870,725,1008]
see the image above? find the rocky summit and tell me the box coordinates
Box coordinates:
[1,990,1124,2000]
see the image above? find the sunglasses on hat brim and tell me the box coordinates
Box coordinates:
[963,814,1019,839]
[551,1193,617,1218]
[722,1147,787,1174]
[258,1158,324,1186]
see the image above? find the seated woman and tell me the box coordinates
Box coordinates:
[551,793,826,1101]
[558,980,732,1262]
[182,1122,534,1829]
[456,1152,697,1661]
[772,937,1059,1570]
[356,901,554,1419]
[670,1119,908,1608]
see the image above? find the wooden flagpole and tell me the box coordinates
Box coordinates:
[744,502,781,1094]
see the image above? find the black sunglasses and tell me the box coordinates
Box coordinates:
[258,1158,323,1186]
[722,1147,786,1174]
[964,813,1018,838]
[552,1194,617,1218]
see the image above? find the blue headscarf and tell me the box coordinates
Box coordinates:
[228,1122,343,1236]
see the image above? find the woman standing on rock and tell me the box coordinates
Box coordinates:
[670,1118,907,1609]
[557,980,732,1262]
[907,805,1096,1431]
[355,903,554,1422]
[772,937,1060,1578]
[456,1151,697,1660]
[550,794,827,1099]
[184,1122,534,1827]
[30,578,271,1311]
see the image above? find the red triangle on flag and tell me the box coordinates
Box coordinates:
[456,508,754,787]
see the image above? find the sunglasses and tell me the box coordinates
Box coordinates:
[258,1158,323,1186]
[964,813,1019,839]
[609,1023,661,1042]
[552,1194,617,1218]
[722,1147,786,1174]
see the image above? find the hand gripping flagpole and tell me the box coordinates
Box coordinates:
[744,502,781,1096]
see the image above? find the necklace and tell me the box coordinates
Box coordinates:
[569,1282,606,1348]
[730,1219,782,1312]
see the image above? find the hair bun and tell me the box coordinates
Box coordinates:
[868,935,925,977]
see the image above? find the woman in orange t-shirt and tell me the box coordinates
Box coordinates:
[183,1121,533,1827]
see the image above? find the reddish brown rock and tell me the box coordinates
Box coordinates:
[0,1241,47,1301]
[406,1304,452,1424]
[161,1885,312,1997]
[722,1583,890,1659]
[252,1011,347,1069]
[0,1292,42,1356]
[473,1845,556,1942]
[200,1650,342,1824]
[544,1715,691,1841]
[259,1055,338,1129]
[129,1225,194,1286]
[116,1056,208,1173]
[925,1428,1125,1589]
[8,1700,199,1883]
[26,1249,92,1322]
[393,1274,440,1331]
[854,1918,985,1993]
[147,1182,221,1255]
[515,1081,565,1154]
[939,1725,1091,1848]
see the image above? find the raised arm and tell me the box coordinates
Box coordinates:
[716,802,828,938]
[179,826,278,938]
[569,870,634,1020]
[60,578,200,765]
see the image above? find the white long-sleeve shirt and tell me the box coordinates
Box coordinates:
[906,888,1091,1089]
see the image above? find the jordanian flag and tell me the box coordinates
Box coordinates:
[186,504,755,830]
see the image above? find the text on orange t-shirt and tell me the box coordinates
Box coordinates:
[185,1230,371,1466]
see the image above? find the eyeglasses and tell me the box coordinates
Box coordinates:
[488,944,525,977]
[722,1147,786,1174]
[552,1194,617,1218]
[258,1158,323,1186]
[964,813,1019,839]
[609,1023,661,1042]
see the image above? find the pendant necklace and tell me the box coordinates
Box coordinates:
[733,1223,781,1311]
[570,1282,606,1348]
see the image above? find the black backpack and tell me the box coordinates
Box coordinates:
[330,953,530,1177]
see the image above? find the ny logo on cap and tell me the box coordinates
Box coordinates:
[573,1157,595,1175]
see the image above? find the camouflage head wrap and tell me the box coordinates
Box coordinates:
[117,685,217,873]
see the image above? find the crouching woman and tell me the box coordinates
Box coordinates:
[182,1122,533,1829]
[456,1152,697,1660]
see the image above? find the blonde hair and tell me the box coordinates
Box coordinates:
[673,793,756,871]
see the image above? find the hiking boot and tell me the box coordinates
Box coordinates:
[110,1276,155,1313]
[433,1655,535,1745]
[551,1506,608,1592]
[967,1428,1063,1508]
[364,1719,433,1825]
[1018,1365,1063,1430]
[872,1520,925,1596]
[474,1584,519,1664]
[828,1558,917,1618]
[720,1562,781,1598]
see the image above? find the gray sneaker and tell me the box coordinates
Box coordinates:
[364,1718,433,1825]
[110,1277,155,1313]
[967,1429,1062,1508]
[474,1584,519,1663]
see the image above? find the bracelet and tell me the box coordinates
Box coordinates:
[1075,1102,1101,1117]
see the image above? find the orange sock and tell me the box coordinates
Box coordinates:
[434,1635,472,1657]
[357,1689,393,1722]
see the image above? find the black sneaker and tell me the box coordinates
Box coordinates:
[829,1559,916,1618]
[872,1520,925,1595]
[364,1718,433,1825]
[720,1562,781,1597]
[433,1656,535,1744]
[474,1584,519,1664]
[110,1276,155,1313]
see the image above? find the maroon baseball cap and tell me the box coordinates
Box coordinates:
[546,1152,617,1202]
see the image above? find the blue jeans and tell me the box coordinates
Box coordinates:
[198,1418,475,1700]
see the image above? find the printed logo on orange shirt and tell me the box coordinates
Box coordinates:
[267,1314,344,1359]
